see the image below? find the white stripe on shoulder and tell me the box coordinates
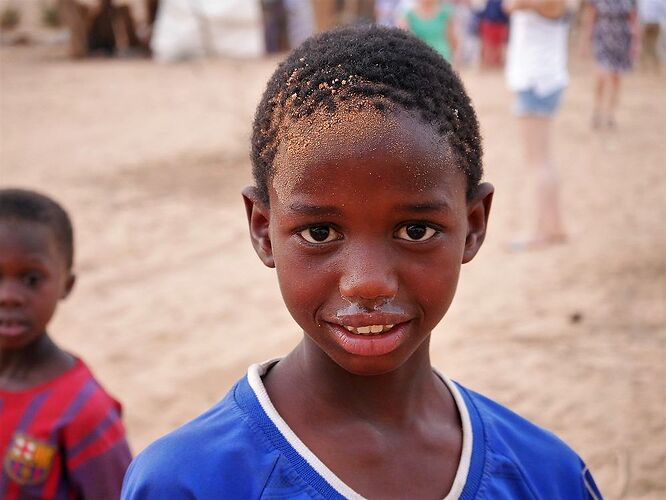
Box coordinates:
[248,360,365,499]
[433,369,473,500]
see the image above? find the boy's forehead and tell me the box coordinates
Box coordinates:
[0,218,61,259]
[272,104,457,203]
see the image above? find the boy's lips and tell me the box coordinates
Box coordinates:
[331,311,410,328]
[0,317,30,337]
[324,311,413,357]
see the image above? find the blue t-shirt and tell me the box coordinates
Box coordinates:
[122,361,602,499]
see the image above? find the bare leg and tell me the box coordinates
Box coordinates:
[111,11,130,53]
[593,68,607,128]
[606,72,621,127]
[518,115,566,245]
[641,24,660,72]
[57,0,92,58]
[480,36,489,67]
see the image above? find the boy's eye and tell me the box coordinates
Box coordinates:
[395,224,437,241]
[299,225,340,244]
[22,272,43,288]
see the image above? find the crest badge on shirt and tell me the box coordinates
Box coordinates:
[4,433,56,485]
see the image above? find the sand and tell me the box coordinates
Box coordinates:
[1,43,664,498]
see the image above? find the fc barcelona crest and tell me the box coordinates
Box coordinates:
[4,433,56,485]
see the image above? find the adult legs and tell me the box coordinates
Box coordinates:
[57,0,93,58]
[606,71,621,127]
[480,22,490,67]
[518,115,566,244]
[641,23,660,72]
[593,67,607,128]
[594,66,622,128]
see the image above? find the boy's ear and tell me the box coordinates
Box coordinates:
[462,182,494,264]
[62,273,76,299]
[242,186,275,268]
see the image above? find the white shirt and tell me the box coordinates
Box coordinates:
[505,11,570,96]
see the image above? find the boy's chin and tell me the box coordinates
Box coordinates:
[1,326,53,351]
[327,352,410,377]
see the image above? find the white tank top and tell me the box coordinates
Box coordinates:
[505,11,570,96]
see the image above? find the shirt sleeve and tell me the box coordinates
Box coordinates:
[63,383,132,500]
[121,458,193,500]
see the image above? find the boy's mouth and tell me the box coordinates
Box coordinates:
[343,324,394,335]
[0,317,29,337]
[325,308,412,355]
[328,320,410,357]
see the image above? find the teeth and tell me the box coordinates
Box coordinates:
[0,319,23,326]
[343,324,395,336]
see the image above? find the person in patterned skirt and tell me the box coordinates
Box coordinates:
[582,0,641,128]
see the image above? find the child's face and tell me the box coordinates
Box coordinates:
[0,220,74,349]
[244,107,492,376]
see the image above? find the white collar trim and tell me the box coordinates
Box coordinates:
[247,360,472,500]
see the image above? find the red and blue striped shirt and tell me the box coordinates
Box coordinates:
[1,358,131,499]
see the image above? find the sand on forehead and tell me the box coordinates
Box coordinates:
[271,103,456,203]
[1,43,664,498]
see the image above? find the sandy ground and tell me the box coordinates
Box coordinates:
[1,42,665,498]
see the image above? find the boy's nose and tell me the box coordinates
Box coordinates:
[0,281,26,307]
[338,244,398,305]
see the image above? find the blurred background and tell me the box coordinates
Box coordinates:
[1,0,664,497]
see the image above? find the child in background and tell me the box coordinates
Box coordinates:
[479,0,509,67]
[400,0,458,62]
[0,189,131,499]
[122,25,601,498]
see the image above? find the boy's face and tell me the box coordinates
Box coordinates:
[0,220,74,349]
[244,107,492,376]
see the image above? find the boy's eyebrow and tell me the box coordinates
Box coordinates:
[287,201,452,215]
[394,200,452,212]
[288,203,343,216]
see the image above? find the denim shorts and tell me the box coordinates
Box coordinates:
[514,87,564,116]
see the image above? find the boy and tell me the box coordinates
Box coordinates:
[0,188,132,499]
[122,26,601,498]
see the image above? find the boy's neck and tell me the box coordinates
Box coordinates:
[0,334,74,391]
[264,337,457,428]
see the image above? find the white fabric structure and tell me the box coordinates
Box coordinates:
[151,0,264,61]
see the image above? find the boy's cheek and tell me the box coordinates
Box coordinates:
[276,278,322,330]
[275,260,323,301]
[275,254,333,315]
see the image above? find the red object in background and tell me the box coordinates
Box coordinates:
[480,20,508,67]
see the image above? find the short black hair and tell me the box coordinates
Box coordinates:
[0,188,74,269]
[251,24,483,204]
